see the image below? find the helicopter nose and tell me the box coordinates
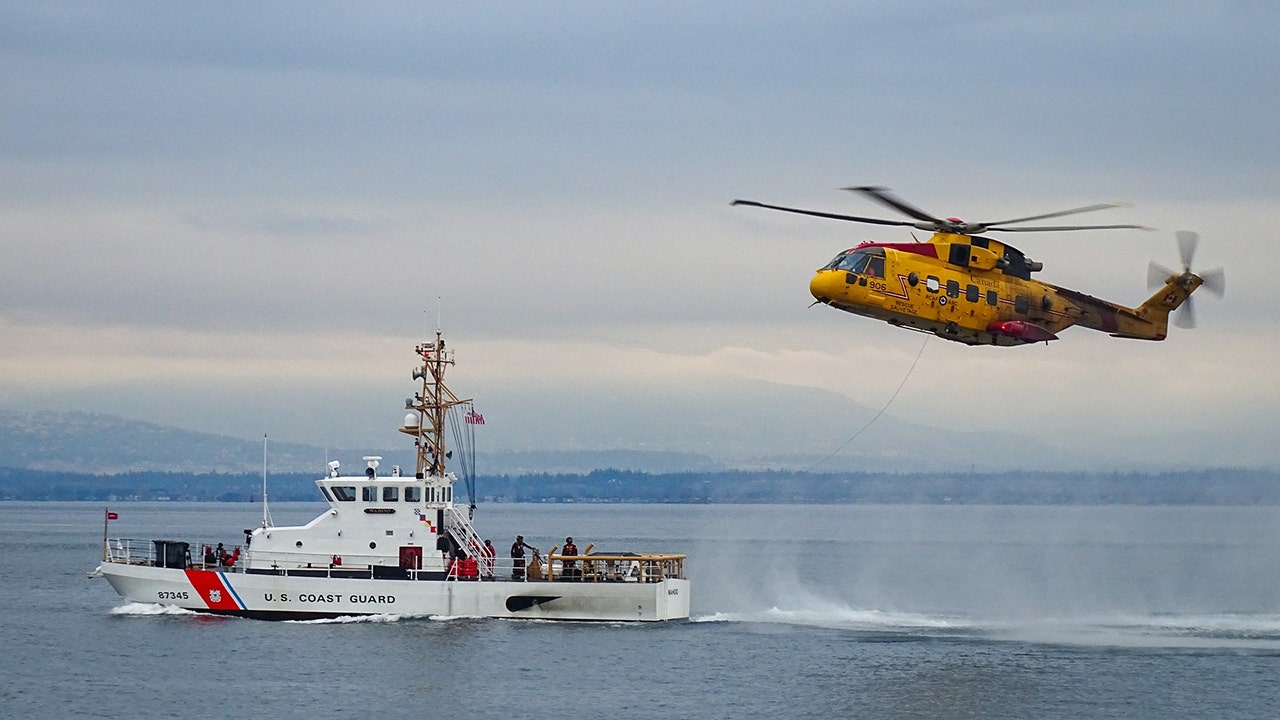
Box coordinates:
[809,270,843,304]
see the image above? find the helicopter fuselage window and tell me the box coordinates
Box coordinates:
[867,256,885,278]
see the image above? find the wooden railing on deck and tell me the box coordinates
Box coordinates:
[545,549,685,583]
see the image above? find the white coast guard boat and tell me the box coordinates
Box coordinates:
[95,331,689,621]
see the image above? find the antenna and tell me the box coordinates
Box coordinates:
[261,433,274,528]
[436,296,443,333]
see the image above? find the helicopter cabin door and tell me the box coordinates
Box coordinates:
[399,545,423,570]
[861,251,889,307]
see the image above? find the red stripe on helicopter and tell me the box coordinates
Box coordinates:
[862,241,940,259]
[881,275,911,300]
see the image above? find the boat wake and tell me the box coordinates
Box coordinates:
[286,613,434,625]
[694,604,1280,650]
[111,602,199,617]
[999,613,1280,650]
[696,605,976,633]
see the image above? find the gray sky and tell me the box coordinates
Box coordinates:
[3,2,1278,469]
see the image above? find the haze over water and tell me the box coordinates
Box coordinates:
[6,501,1280,719]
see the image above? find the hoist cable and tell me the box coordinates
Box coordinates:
[807,336,929,472]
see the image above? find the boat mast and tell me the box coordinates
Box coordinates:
[401,329,470,478]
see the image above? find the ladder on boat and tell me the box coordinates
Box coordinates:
[443,506,487,567]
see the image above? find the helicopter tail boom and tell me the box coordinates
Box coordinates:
[1055,231,1220,341]
[1107,271,1204,340]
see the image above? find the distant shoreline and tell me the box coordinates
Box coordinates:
[3,467,1278,505]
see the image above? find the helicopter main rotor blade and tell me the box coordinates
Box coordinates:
[842,186,944,225]
[981,202,1130,228]
[731,199,914,227]
[986,223,1153,233]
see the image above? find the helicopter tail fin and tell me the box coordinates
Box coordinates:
[1109,273,1202,340]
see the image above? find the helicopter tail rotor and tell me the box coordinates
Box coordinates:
[1146,230,1224,330]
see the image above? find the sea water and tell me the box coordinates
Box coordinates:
[3,501,1280,719]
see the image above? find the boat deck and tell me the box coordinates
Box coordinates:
[105,537,685,584]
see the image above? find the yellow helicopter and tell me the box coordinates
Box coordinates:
[734,186,1225,346]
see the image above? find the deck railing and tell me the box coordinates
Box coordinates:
[544,552,685,583]
[105,537,687,584]
[105,538,242,570]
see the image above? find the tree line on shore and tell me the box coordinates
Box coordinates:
[2,466,1278,504]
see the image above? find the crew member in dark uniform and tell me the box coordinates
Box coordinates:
[511,535,531,581]
[562,537,579,580]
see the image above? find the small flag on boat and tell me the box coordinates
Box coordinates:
[106,511,118,520]
[464,410,485,425]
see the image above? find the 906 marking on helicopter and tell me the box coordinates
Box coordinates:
[733,186,1225,347]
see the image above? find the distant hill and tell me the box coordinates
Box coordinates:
[0,410,723,475]
[0,393,1239,477]
[4,413,1277,505]
[0,411,365,474]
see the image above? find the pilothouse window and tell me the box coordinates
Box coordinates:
[331,486,357,502]
[405,486,421,503]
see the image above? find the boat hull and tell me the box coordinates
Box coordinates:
[99,563,690,622]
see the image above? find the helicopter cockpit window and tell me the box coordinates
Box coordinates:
[827,248,886,276]
[823,251,853,271]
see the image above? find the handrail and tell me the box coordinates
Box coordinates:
[105,537,243,570]
[545,551,686,583]
[443,505,489,565]
[105,536,687,584]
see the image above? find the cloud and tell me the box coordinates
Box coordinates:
[1,2,1277,468]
